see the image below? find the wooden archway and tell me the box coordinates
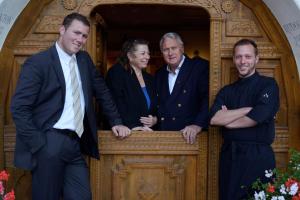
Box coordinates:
[0,0,299,199]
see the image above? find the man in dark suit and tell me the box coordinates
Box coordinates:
[10,13,130,200]
[155,32,209,144]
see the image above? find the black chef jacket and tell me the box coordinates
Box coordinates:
[210,72,280,200]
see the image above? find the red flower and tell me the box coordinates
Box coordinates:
[4,190,15,200]
[0,170,15,199]
[267,183,275,193]
[292,196,300,200]
[286,178,296,187]
[285,178,300,191]
[0,171,9,181]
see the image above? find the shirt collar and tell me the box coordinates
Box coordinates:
[55,42,76,65]
[237,71,259,84]
[166,55,185,74]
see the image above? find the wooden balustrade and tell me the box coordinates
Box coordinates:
[3,127,208,200]
[91,131,208,200]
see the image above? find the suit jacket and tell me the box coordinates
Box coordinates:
[11,45,122,170]
[155,56,209,131]
[106,63,156,129]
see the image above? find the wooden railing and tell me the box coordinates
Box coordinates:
[2,126,288,200]
[91,131,208,200]
[3,127,208,200]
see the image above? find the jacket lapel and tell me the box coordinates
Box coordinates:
[50,45,66,100]
[170,58,193,98]
[130,71,149,111]
[143,73,154,100]
[160,67,171,100]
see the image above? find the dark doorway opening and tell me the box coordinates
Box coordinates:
[92,4,210,75]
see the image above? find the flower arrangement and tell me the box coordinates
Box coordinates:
[0,170,15,200]
[250,149,300,200]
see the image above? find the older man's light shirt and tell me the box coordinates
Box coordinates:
[167,55,185,94]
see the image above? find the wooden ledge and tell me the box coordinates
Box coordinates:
[98,130,207,155]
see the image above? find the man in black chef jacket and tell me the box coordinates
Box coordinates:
[210,39,279,200]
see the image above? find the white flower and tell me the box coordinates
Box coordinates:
[288,182,298,195]
[254,191,266,200]
[271,196,285,200]
[293,164,300,170]
[265,169,273,178]
[280,184,287,194]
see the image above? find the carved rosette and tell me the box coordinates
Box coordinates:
[62,0,78,10]
[221,0,235,13]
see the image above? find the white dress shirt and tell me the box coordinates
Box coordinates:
[53,42,85,131]
[167,55,185,94]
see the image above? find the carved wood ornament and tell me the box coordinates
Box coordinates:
[62,0,78,10]
[1,0,299,200]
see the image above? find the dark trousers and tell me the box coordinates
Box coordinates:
[31,129,92,200]
[219,142,275,200]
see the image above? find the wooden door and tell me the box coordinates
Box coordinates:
[90,131,208,200]
[0,1,299,200]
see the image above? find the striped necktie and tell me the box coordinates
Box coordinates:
[69,56,84,137]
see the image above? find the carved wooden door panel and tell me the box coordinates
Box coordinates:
[111,157,187,200]
[86,13,107,75]
[90,131,208,200]
[86,13,109,127]
[1,1,300,200]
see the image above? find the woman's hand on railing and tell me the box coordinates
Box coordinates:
[131,126,153,131]
[112,125,131,139]
[140,115,157,127]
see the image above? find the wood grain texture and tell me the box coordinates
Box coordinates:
[0,0,299,199]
